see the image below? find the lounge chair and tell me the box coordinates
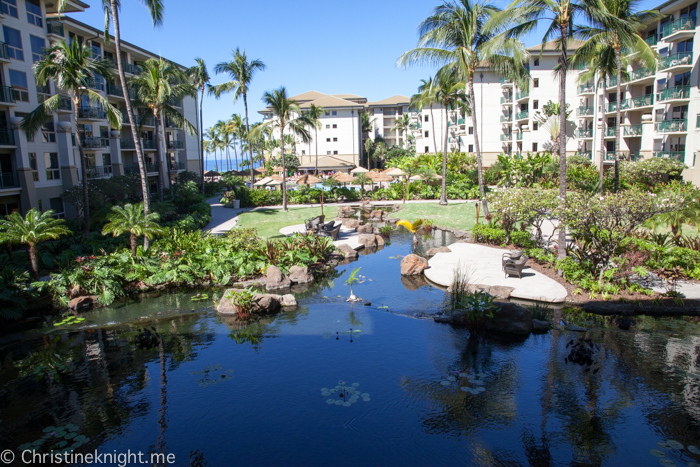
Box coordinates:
[319,224,341,240]
[304,215,325,233]
[503,251,528,279]
[318,220,336,232]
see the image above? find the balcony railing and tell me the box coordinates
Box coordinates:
[606,77,619,88]
[658,52,693,70]
[500,96,513,104]
[167,140,184,150]
[515,110,529,120]
[657,85,691,102]
[124,163,158,174]
[575,128,593,138]
[106,83,136,99]
[630,68,654,81]
[457,118,464,125]
[654,151,684,161]
[655,119,688,132]
[515,132,523,141]
[574,62,588,71]
[577,84,595,94]
[577,106,594,116]
[85,79,105,92]
[606,126,618,137]
[0,128,14,145]
[86,165,113,179]
[577,151,592,159]
[121,139,135,149]
[78,106,107,119]
[123,63,142,75]
[661,16,696,39]
[57,95,72,111]
[0,42,9,60]
[516,90,529,100]
[46,20,64,36]
[170,162,186,171]
[0,85,15,104]
[500,78,513,85]
[500,134,512,141]
[142,139,157,150]
[0,171,19,188]
[81,137,109,148]
[644,35,658,47]
[631,93,654,107]
[500,115,512,122]
[608,152,642,161]
[607,100,632,112]
[624,124,642,136]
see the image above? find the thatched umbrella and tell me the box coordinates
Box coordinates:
[204,170,220,179]
[384,167,406,177]
[333,173,355,184]
[296,173,325,215]
[253,176,274,187]
[254,167,267,174]
[368,171,393,187]
[350,166,369,174]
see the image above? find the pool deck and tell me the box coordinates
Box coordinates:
[279,222,364,250]
[424,243,568,303]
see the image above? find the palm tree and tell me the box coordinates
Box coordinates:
[187,58,211,194]
[361,112,377,168]
[354,173,372,193]
[212,49,266,187]
[131,58,197,201]
[304,103,324,174]
[392,114,412,149]
[0,209,70,278]
[228,114,245,173]
[102,203,164,256]
[411,76,440,155]
[255,87,311,211]
[20,40,121,237]
[578,0,661,191]
[487,0,588,259]
[399,0,530,214]
[100,0,164,231]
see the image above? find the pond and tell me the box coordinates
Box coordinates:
[1,228,700,466]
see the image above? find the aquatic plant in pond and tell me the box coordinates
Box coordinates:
[17,424,90,455]
[191,293,210,302]
[190,364,234,387]
[321,381,370,406]
[439,370,489,395]
[53,314,85,327]
[648,439,700,466]
[345,267,363,302]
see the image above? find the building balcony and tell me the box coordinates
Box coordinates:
[576,106,594,117]
[86,165,113,179]
[574,62,588,72]
[500,114,513,122]
[500,96,513,105]
[607,100,632,113]
[515,131,523,141]
[167,140,184,150]
[170,162,186,171]
[0,85,16,105]
[46,19,64,37]
[142,140,157,150]
[658,52,693,72]
[654,150,684,161]
[631,93,654,108]
[106,83,136,99]
[120,138,136,149]
[604,152,641,161]
[123,63,142,75]
[516,90,529,101]
[500,134,512,141]
[628,68,655,84]
[85,79,105,92]
[124,163,158,174]
[0,171,19,189]
[577,150,592,159]
[122,114,155,126]
[661,17,696,42]
[0,128,15,146]
[575,128,593,138]
[577,84,595,95]
[500,78,513,86]
[0,42,10,62]
[515,110,529,121]
[644,35,658,47]
[624,124,642,136]
[57,95,72,112]
[606,77,619,89]
[81,137,109,148]
[605,126,617,137]
[78,106,106,120]
[656,85,691,103]
[655,119,688,133]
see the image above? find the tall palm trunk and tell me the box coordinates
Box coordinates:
[154,111,165,202]
[233,137,239,171]
[598,79,606,192]
[614,47,622,192]
[199,87,205,194]
[73,96,90,237]
[557,25,569,261]
[440,106,449,205]
[225,145,230,172]
[162,115,174,199]
[130,234,138,256]
[468,76,489,216]
[109,1,150,250]
[244,93,254,186]
[280,125,288,211]
[29,243,40,279]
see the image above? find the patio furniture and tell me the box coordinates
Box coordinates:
[502,250,523,269]
[503,251,528,279]
[305,215,325,233]
[318,220,336,232]
[319,223,341,240]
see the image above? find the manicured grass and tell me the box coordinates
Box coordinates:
[237,202,478,239]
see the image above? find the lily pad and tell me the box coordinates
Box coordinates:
[472,380,485,386]
[362,398,370,402]
[71,442,83,449]
[33,439,45,446]
[460,387,469,392]
[66,424,79,432]
[446,376,456,382]
[458,372,467,377]
[64,432,76,440]
[476,386,486,392]
[361,393,370,397]
[687,463,699,467]
[659,459,676,467]
[688,445,700,455]
[352,383,359,387]
[326,399,335,404]
[343,402,352,407]
[56,440,68,448]
[17,443,32,451]
[477,372,487,378]
[657,442,671,449]
[334,400,344,405]
[666,440,684,450]
[649,449,666,458]
[440,381,450,386]
[43,426,56,433]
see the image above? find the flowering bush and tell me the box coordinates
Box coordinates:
[620,158,686,189]
[485,187,557,244]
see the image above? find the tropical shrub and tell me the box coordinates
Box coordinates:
[620,158,686,189]
[485,187,557,244]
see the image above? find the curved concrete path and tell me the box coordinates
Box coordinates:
[279,223,364,250]
[424,243,568,303]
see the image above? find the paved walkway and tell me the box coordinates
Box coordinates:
[279,222,364,250]
[424,243,568,303]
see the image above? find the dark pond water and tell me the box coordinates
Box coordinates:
[2,229,700,466]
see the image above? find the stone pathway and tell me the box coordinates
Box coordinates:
[279,223,364,250]
[423,243,568,303]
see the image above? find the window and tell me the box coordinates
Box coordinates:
[45,152,60,180]
[533,100,539,110]
[0,0,18,18]
[655,109,664,122]
[28,152,38,181]
[333,137,337,142]
[332,124,337,129]
[533,78,539,88]
[533,122,539,131]
[326,138,330,142]
[534,58,539,67]
[26,0,42,26]
[9,70,29,102]
[532,142,538,152]
[374,108,381,115]
[301,150,306,155]
[42,120,55,142]
[331,111,337,116]
[36,78,50,102]
[3,26,23,60]
[49,197,65,218]
[324,111,330,116]
[91,43,101,59]
[102,153,111,169]
[424,131,429,137]
[424,115,429,122]
[468,144,474,152]
[29,35,44,62]
[424,146,429,153]
[325,124,330,129]
[468,127,474,135]
[333,151,338,155]
[327,150,331,155]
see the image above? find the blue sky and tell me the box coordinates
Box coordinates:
[69,0,660,132]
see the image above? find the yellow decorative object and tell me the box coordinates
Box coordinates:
[396,219,423,233]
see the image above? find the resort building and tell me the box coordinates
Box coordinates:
[0,0,200,218]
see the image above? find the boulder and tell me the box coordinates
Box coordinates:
[338,218,361,229]
[280,294,297,307]
[370,210,383,219]
[358,233,378,247]
[568,325,589,332]
[356,224,373,234]
[532,319,550,332]
[288,265,314,284]
[217,291,283,315]
[337,243,358,259]
[453,229,470,239]
[266,265,291,291]
[485,302,533,335]
[401,274,428,291]
[387,218,399,224]
[69,295,97,311]
[425,246,451,258]
[337,206,355,218]
[400,254,429,275]
[375,234,385,247]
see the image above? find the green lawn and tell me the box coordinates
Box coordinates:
[236,202,478,239]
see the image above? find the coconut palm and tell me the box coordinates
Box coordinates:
[577,0,661,191]
[411,76,440,155]
[187,58,211,193]
[0,209,70,278]
[20,40,121,237]
[102,202,164,256]
[130,58,197,201]
[304,103,324,174]
[99,0,164,229]
[227,114,245,173]
[399,0,530,214]
[392,114,412,149]
[254,87,311,211]
[487,0,588,259]
[354,173,372,193]
[211,49,266,186]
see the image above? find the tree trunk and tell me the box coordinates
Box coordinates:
[109,1,150,250]
[557,25,569,261]
[130,233,137,256]
[233,137,239,172]
[200,87,205,194]
[440,106,449,205]
[28,243,40,279]
[154,112,165,202]
[598,78,606,193]
[281,125,287,211]
[614,48,622,193]
[244,93,254,186]
[468,76,489,216]
[74,98,90,237]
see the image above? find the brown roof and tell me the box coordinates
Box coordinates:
[298,156,355,170]
[299,95,365,109]
[289,90,329,102]
[528,39,585,53]
[367,95,411,106]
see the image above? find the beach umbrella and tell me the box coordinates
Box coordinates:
[333,173,355,183]
[350,166,369,174]
[368,171,393,185]
[254,167,267,174]
[384,167,406,177]
[253,176,273,187]
[409,174,425,181]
